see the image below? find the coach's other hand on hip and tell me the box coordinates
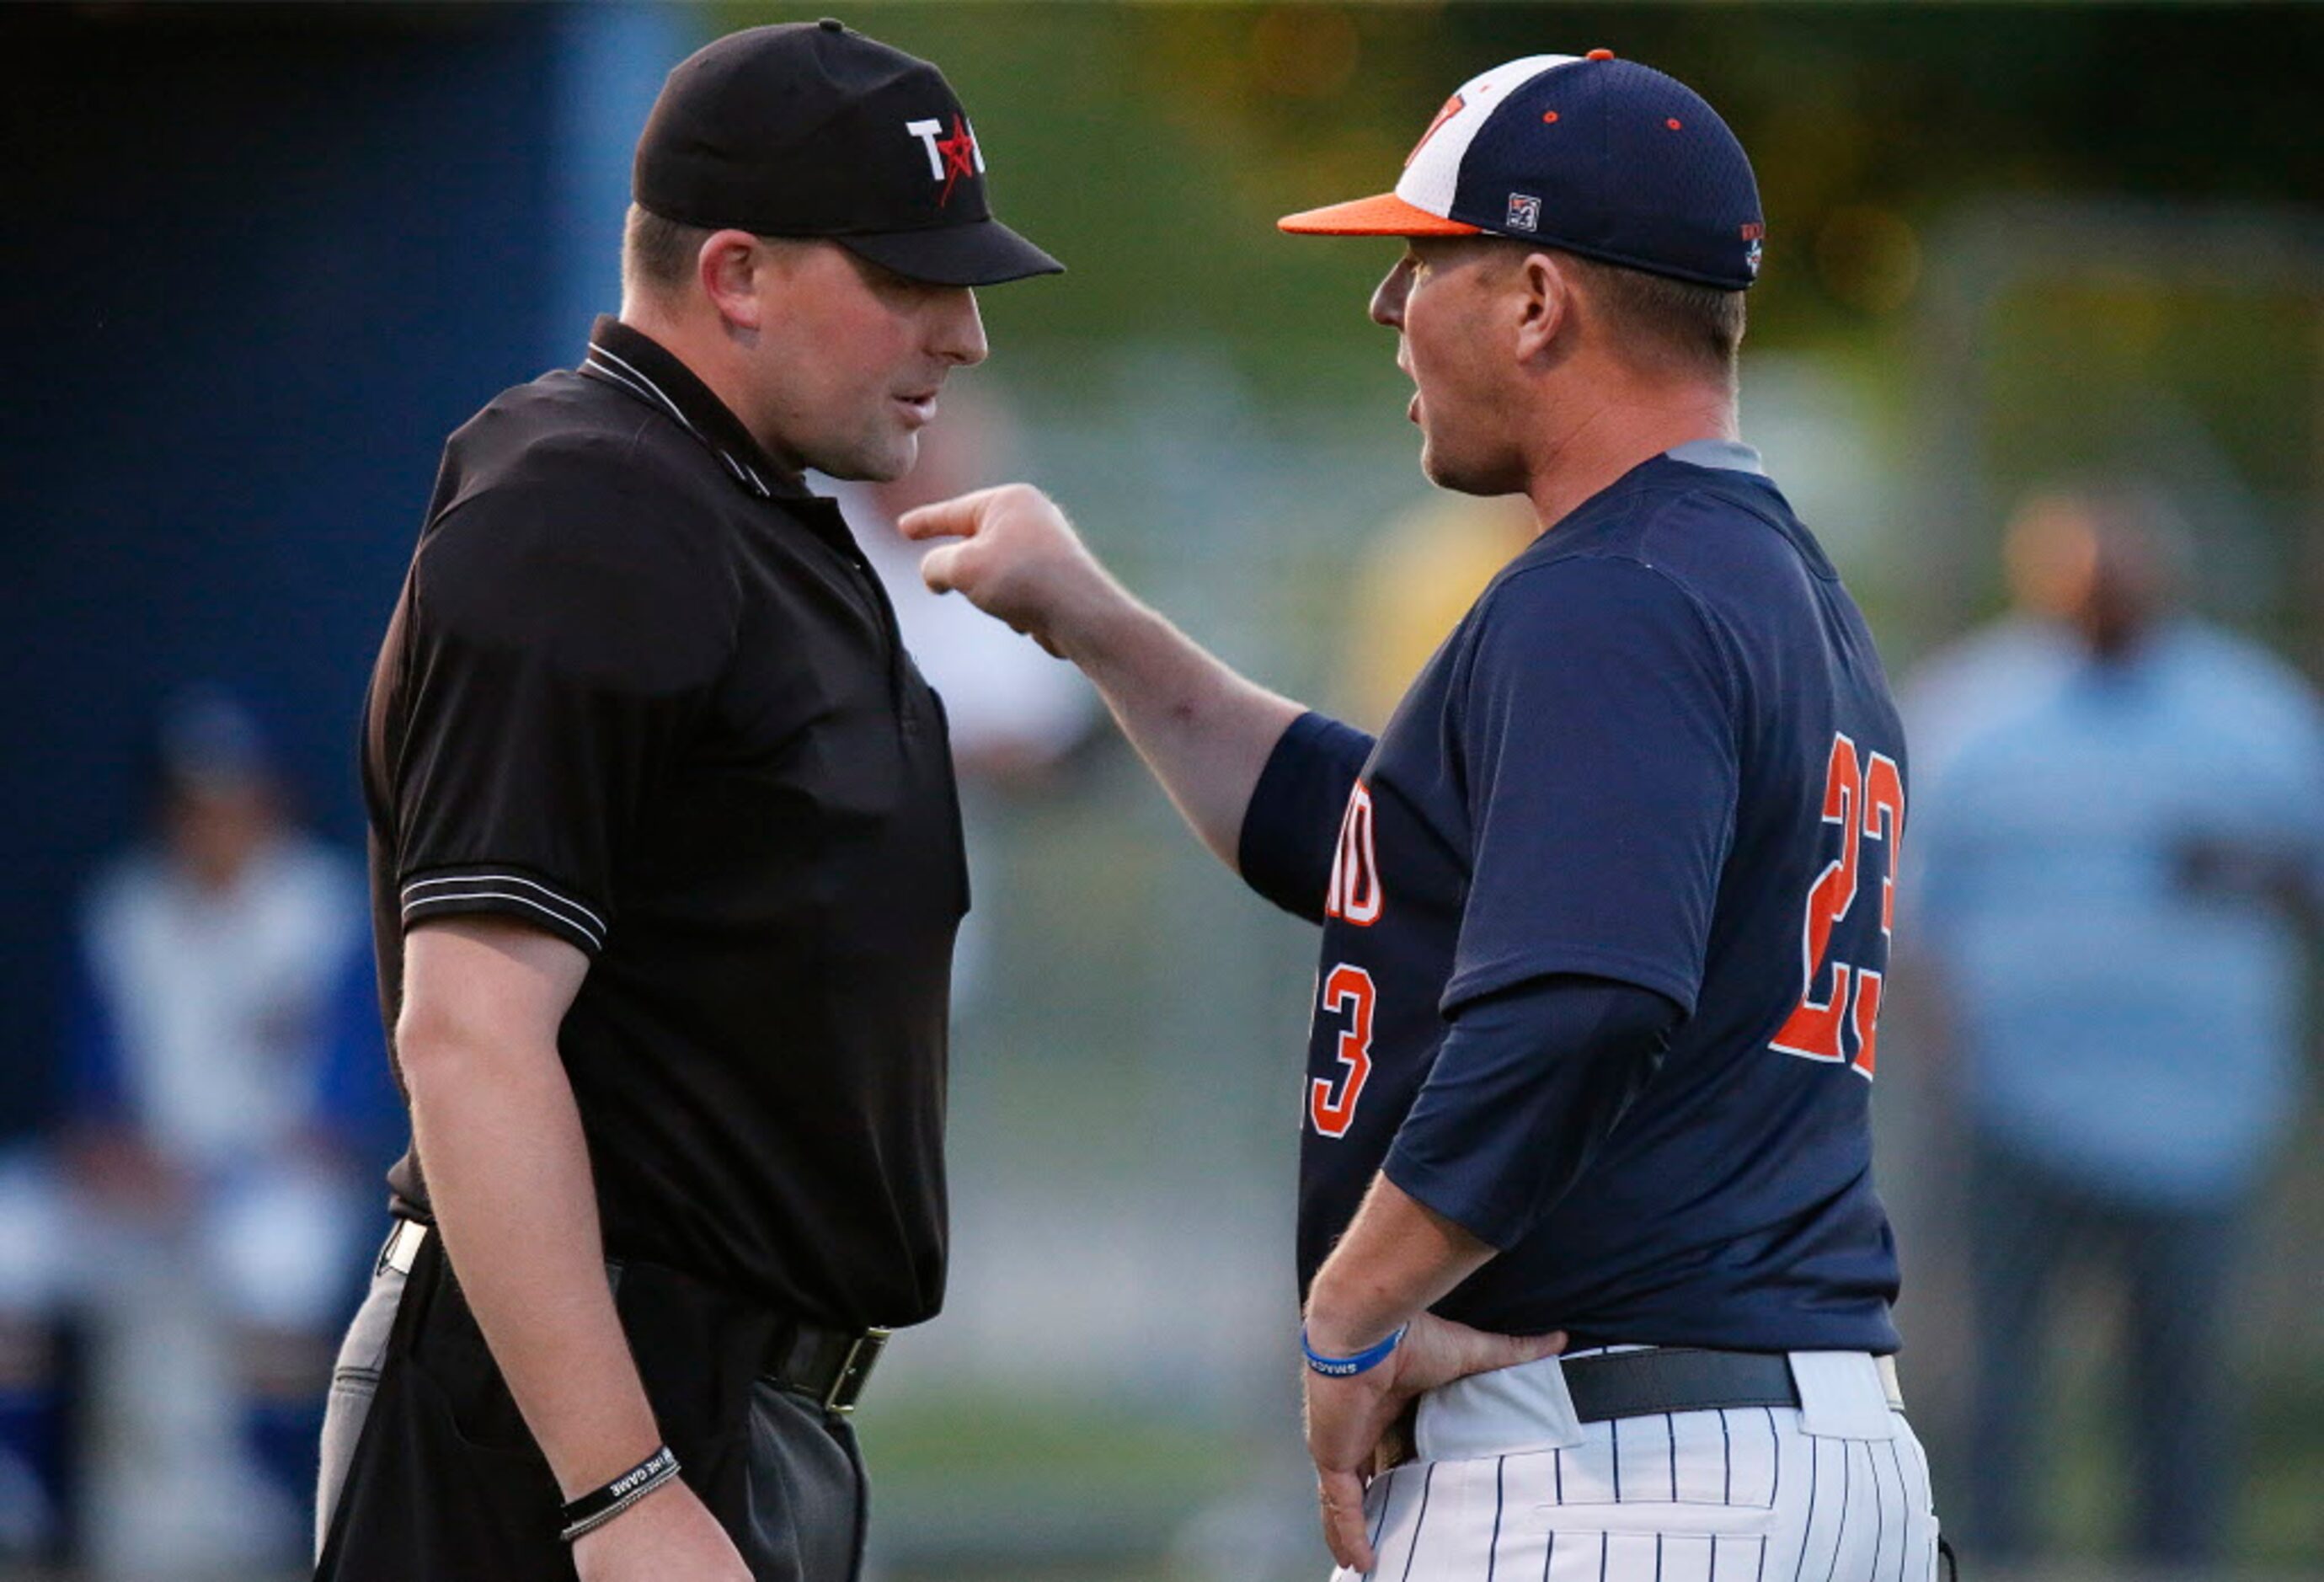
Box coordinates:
[1303,1309,1565,1573]
[1302,1178,1565,1574]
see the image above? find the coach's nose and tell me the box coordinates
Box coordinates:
[1370,256,1414,329]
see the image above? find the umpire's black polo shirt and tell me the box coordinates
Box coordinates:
[361,318,968,1330]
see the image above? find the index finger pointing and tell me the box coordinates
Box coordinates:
[896,487,1005,543]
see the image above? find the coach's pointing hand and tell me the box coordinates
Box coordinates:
[900,484,1130,661]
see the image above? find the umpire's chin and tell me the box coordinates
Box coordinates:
[805,420,925,487]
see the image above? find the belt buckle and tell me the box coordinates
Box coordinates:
[822,1328,890,1416]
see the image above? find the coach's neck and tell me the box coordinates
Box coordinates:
[1507,255,1743,536]
[1522,395,1738,537]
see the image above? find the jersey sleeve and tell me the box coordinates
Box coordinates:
[1237,711,1376,923]
[388,443,735,955]
[1384,973,1679,1248]
[1443,556,1740,1014]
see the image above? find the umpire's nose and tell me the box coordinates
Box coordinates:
[935,288,988,367]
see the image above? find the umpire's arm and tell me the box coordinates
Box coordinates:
[399,917,751,1580]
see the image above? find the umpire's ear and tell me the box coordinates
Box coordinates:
[697,229,773,334]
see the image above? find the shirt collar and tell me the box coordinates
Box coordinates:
[579,317,809,502]
[1664,438,1767,476]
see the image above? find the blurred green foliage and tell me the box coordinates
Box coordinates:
[703,3,2324,657]
[704,3,2324,401]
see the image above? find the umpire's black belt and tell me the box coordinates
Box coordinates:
[1562,1346,1904,1423]
[380,1219,890,1416]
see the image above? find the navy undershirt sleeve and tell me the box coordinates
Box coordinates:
[1237,711,1376,923]
[1384,974,1680,1249]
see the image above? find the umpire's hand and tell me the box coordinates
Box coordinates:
[1305,1312,1565,1574]
[572,1480,753,1582]
[900,484,1127,660]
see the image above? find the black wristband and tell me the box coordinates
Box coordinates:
[558,1445,681,1543]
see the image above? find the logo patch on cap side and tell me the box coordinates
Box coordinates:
[1505,193,1541,232]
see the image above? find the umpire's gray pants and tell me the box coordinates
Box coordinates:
[316,1249,868,1580]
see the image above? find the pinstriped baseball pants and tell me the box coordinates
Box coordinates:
[1333,1354,1941,1582]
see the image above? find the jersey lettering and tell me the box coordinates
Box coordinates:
[1322,782,1382,926]
[1771,735,1902,1079]
[1853,752,1904,1077]
[1310,964,1376,1137]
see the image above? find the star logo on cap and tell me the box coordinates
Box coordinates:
[906,113,986,207]
[1405,92,1466,168]
[935,115,979,206]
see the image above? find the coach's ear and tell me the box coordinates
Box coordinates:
[1512,250,1574,366]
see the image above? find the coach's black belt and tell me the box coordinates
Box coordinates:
[1562,1347,1904,1422]
[378,1219,889,1416]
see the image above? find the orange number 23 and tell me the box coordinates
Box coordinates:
[1771,733,1903,1079]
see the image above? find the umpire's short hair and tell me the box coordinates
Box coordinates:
[622,203,717,298]
[1496,243,1745,388]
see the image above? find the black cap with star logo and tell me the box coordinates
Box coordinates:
[633,19,1062,286]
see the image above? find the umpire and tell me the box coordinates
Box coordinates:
[313,22,1059,1582]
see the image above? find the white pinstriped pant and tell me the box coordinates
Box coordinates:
[1333,1350,1941,1582]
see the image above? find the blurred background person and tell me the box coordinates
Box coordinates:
[1338,493,1536,732]
[825,385,1095,1007]
[0,687,395,1575]
[836,387,1094,791]
[1903,485,2324,1569]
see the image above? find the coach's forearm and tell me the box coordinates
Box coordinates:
[1054,588,1306,872]
[1303,1176,1498,1356]
[403,1023,660,1501]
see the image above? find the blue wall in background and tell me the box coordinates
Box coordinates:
[1,5,685,1134]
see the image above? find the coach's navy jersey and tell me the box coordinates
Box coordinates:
[1240,445,1907,1352]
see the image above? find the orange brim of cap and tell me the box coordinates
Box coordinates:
[1277,191,1482,237]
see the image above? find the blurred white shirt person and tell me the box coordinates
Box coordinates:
[0,686,388,1571]
[825,387,1093,1004]
[1906,486,2324,1564]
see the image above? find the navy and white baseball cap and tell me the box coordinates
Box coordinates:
[1280,51,1765,290]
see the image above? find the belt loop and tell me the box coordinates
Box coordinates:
[1789,1351,1902,1440]
[1876,1354,1905,1410]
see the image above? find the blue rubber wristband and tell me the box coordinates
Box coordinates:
[1302,1323,1408,1379]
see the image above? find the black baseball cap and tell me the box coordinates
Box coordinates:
[1280,51,1764,291]
[633,19,1062,287]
